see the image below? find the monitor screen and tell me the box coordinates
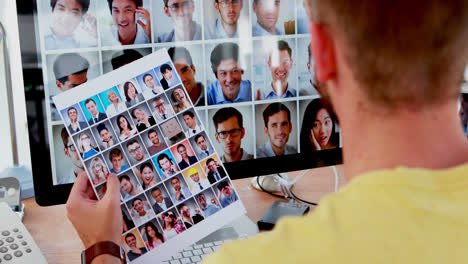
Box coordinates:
[20,0,344,190]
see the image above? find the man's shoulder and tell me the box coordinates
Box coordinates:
[157,30,175,43]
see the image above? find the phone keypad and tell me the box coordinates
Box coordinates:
[0,227,32,262]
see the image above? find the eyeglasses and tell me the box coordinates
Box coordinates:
[218,0,241,7]
[216,128,241,139]
[128,146,142,154]
[167,0,193,11]
[67,144,76,152]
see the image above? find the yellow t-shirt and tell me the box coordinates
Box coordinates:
[203,164,468,264]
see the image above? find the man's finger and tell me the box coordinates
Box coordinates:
[69,172,91,200]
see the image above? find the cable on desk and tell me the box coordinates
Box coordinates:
[332,166,339,192]
[256,176,286,199]
[289,185,318,206]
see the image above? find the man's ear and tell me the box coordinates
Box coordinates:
[309,22,336,84]
[214,1,220,13]
[191,65,196,76]
[164,6,171,17]
[56,80,65,91]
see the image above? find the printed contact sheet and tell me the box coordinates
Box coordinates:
[53,49,246,263]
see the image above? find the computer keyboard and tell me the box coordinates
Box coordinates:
[162,240,226,264]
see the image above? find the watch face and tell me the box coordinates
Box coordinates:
[161,118,183,139]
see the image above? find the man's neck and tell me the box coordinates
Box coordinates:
[339,98,468,182]
[259,22,275,35]
[224,148,242,162]
[270,142,284,156]
[271,81,288,97]
[153,142,161,147]
[175,21,196,40]
[138,211,146,217]
[189,83,201,104]
[189,124,196,129]
[119,27,137,45]
[221,19,237,37]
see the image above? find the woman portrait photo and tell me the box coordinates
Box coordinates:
[141,221,166,250]
[77,131,99,159]
[123,81,144,107]
[116,114,138,141]
[138,162,159,190]
[300,98,339,152]
[104,89,127,117]
[170,86,192,113]
[89,156,109,186]
[160,210,185,240]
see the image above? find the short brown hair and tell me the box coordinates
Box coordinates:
[307,0,468,107]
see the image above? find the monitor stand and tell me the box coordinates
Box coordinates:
[250,174,291,193]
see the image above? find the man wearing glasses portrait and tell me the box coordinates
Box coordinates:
[59,127,85,184]
[205,0,244,39]
[212,107,253,162]
[158,0,202,42]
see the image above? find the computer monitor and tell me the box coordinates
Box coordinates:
[16,0,345,206]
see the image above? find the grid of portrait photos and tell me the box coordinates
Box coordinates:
[53,50,246,263]
[37,0,346,187]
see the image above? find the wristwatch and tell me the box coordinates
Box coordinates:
[81,241,124,264]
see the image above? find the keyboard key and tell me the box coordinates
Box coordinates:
[214,241,223,246]
[0,240,3,246]
[192,249,203,256]
[191,256,201,262]
[194,245,203,249]
[173,253,182,259]
[17,235,23,239]
[21,241,27,246]
[3,254,12,261]
[12,229,18,233]
[204,242,214,247]
[202,248,213,254]
[0,247,7,253]
[5,237,13,243]
[182,251,193,257]
[183,246,193,251]
[14,250,22,257]
[25,248,31,253]
[1,231,9,237]
[170,260,181,264]
[9,244,18,250]
[180,258,191,264]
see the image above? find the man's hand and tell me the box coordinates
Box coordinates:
[136,7,152,42]
[66,172,123,249]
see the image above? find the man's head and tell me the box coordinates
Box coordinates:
[53,53,89,92]
[67,107,78,122]
[147,129,160,145]
[143,74,156,89]
[131,108,147,121]
[217,181,231,197]
[61,128,83,169]
[107,0,143,44]
[97,123,112,143]
[253,0,280,33]
[132,198,144,212]
[111,49,143,69]
[210,43,244,102]
[195,134,208,151]
[151,188,164,203]
[152,97,167,114]
[262,103,292,150]
[119,174,134,194]
[109,148,124,170]
[168,47,197,93]
[160,64,174,81]
[179,204,191,218]
[50,0,89,38]
[305,0,468,109]
[183,111,196,128]
[84,99,98,116]
[124,233,137,248]
[206,158,218,173]
[188,167,200,183]
[213,107,245,155]
[170,177,181,191]
[163,0,195,28]
[214,0,243,27]
[268,40,293,85]
[127,140,144,161]
[196,193,207,208]
[157,153,172,171]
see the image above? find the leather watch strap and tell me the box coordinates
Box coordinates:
[82,241,124,264]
